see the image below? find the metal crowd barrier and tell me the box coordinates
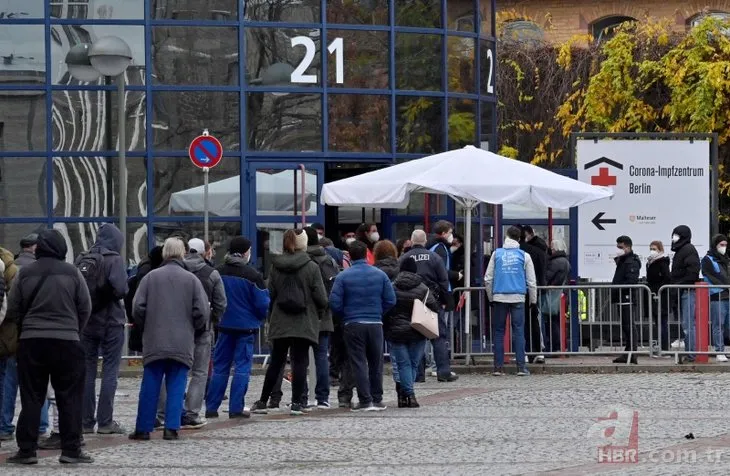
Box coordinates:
[656,284,730,364]
[451,284,654,364]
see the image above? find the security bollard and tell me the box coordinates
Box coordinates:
[695,282,710,364]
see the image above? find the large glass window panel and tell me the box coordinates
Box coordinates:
[449,8,476,32]
[0,92,46,152]
[0,25,46,86]
[56,221,147,264]
[456,201,494,218]
[479,39,496,97]
[156,156,240,217]
[391,190,447,216]
[328,94,389,153]
[395,0,441,28]
[327,0,388,25]
[151,26,239,86]
[326,30,388,89]
[49,0,144,19]
[480,0,494,37]
[248,93,321,152]
[245,0,319,22]
[52,156,147,218]
[52,90,146,152]
[448,37,476,93]
[396,96,444,154]
[1,1,44,18]
[254,168,318,217]
[391,222,424,244]
[448,98,476,149]
[395,33,443,91]
[151,0,237,20]
[153,91,240,150]
[0,223,47,257]
[480,101,494,143]
[246,28,321,88]
[502,204,570,220]
[153,221,242,266]
[0,157,47,217]
[50,25,145,85]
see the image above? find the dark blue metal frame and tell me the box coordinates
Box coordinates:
[1,0,503,258]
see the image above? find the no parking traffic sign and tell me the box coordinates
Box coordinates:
[188,131,223,169]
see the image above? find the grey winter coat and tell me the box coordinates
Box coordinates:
[184,253,227,327]
[546,251,571,286]
[267,252,328,345]
[132,259,209,368]
[14,251,36,268]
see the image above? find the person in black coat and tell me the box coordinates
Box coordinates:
[646,240,671,354]
[384,259,439,408]
[612,236,641,364]
[670,225,701,362]
[520,226,549,363]
[700,234,730,361]
[125,246,163,352]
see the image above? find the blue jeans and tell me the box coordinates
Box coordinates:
[389,340,426,396]
[0,356,48,435]
[710,299,729,352]
[492,302,527,369]
[313,332,330,404]
[432,310,452,376]
[134,360,188,432]
[681,290,696,358]
[205,332,255,414]
[82,325,125,429]
[389,342,400,384]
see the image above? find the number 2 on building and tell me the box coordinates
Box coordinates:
[290,36,344,84]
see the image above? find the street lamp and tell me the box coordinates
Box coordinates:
[65,37,132,263]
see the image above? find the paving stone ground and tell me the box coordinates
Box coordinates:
[1,373,729,475]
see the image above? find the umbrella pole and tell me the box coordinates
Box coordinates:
[464,202,473,366]
[548,208,553,245]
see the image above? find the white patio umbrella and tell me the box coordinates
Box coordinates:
[321,145,613,359]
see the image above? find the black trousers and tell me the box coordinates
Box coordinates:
[343,323,383,406]
[525,298,542,356]
[259,338,310,405]
[619,303,638,352]
[329,318,346,380]
[16,338,85,457]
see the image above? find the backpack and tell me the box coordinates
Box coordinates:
[314,255,339,297]
[276,271,307,314]
[75,251,109,312]
[192,266,215,303]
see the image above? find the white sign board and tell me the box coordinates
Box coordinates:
[576,139,710,281]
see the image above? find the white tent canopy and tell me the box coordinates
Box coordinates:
[169,170,317,216]
[321,145,613,362]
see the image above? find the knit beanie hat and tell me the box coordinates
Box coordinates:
[295,230,308,252]
[304,227,319,247]
[400,257,418,274]
[229,236,251,255]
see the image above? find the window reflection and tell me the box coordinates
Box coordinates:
[447,37,475,93]
[329,94,389,153]
[152,91,240,150]
[248,93,321,152]
[151,27,239,85]
[327,0,388,25]
[0,157,46,217]
[448,99,476,149]
[0,224,47,259]
[50,0,145,20]
[57,221,148,265]
[244,0,319,22]
[396,96,444,153]
[327,30,388,88]
[246,28,320,88]
[395,33,443,91]
[1,1,44,18]
[52,89,146,152]
[151,0,237,20]
[255,168,318,217]
[395,0,441,28]
[153,221,242,266]
[0,92,46,151]
[159,157,241,217]
[0,25,46,85]
[52,156,147,218]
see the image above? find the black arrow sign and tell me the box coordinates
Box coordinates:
[592,212,616,231]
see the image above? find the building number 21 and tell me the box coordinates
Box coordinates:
[291,36,344,84]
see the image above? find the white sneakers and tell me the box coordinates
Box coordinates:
[716,355,728,363]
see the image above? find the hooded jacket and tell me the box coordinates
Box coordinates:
[484,238,538,304]
[185,253,227,328]
[80,223,129,337]
[374,256,399,281]
[267,252,328,344]
[521,235,549,287]
[646,255,671,295]
[7,230,92,341]
[132,259,209,368]
[330,259,397,325]
[217,255,270,333]
[546,250,571,287]
[701,234,730,300]
[125,246,162,352]
[384,271,439,343]
[307,245,335,333]
[670,225,700,285]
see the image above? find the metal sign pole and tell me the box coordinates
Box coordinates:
[203,167,210,244]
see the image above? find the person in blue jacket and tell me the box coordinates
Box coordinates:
[701,234,730,362]
[329,241,396,412]
[205,237,270,419]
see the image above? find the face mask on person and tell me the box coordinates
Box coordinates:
[345,237,356,245]
[649,249,659,257]
[446,233,454,244]
[718,246,727,255]
[450,246,459,254]
[243,251,251,264]
[616,247,626,256]
[671,234,680,243]
[369,232,380,242]
[318,233,324,241]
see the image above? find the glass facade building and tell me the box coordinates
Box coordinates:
[0,0,504,267]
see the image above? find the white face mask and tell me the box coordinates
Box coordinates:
[446,233,454,244]
[671,234,680,243]
[345,237,356,245]
[243,251,251,264]
[450,246,459,254]
[616,248,626,256]
[649,249,659,257]
[318,233,324,241]
[369,232,380,242]
[719,246,727,255]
